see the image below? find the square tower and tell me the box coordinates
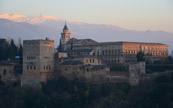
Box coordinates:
[21,40,55,86]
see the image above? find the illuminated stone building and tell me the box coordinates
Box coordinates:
[21,40,55,86]
[60,29,169,64]
[20,23,169,86]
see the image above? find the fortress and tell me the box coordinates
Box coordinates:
[20,23,169,86]
[0,23,168,86]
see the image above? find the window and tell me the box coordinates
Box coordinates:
[105,50,107,55]
[102,51,104,55]
[27,65,29,70]
[3,70,6,76]
[34,66,36,70]
[27,56,36,60]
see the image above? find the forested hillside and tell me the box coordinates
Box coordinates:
[0,73,173,108]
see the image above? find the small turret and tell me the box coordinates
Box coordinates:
[60,22,71,45]
[63,23,69,33]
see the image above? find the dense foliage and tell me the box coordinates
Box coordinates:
[146,64,173,73]
[0,74,173,108]
[0,38,22,63]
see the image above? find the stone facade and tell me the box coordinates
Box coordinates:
[0,60,22,83]
[56,51,110,83]
[107,62,145,85]
[21,40,55,86]
[78,65,110,83]
[67,49,94,57]
[128,62,145,85]
[59,24,168,65]
[122,42,168,63]
[71,42,168,64]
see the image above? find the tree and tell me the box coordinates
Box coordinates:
[8,39,18,59]
[0,39,8,61]
[136,51,145,62]
[0,38,23,62]
[58,39,62,52]
[18,44,23,64]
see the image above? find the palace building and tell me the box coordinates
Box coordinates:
[59,24,169,65]
[20,23,169,86]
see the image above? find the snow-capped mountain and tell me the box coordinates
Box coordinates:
[0,13,173,53]
[0,14,62,24]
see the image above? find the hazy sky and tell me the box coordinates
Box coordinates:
[0,0,173,32]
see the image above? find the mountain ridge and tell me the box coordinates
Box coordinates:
[0,13,173,53]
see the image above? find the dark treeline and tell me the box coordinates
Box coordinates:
[0,38,23,63]
[0,73,173,108]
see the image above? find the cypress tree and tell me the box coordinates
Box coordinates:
[136,51,145,62]
[18,44,23,64]
[8,39,18,60]
[58,39,62,52]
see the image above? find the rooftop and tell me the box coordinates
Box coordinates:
[0,60,20,66]
[73,55,96,58]
[80,64,107,69]
[60,61,83,65]
[74,41,168,47]
[66,38,98,44]
[67,49,93,53]
[23,39,54,42]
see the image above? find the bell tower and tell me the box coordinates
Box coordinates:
[60,22,71,45]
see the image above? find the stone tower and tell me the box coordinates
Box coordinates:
[21,40,55,86]
[61,22,71,45]
[59,22,71,51]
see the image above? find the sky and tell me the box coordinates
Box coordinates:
[0,0,173,33]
